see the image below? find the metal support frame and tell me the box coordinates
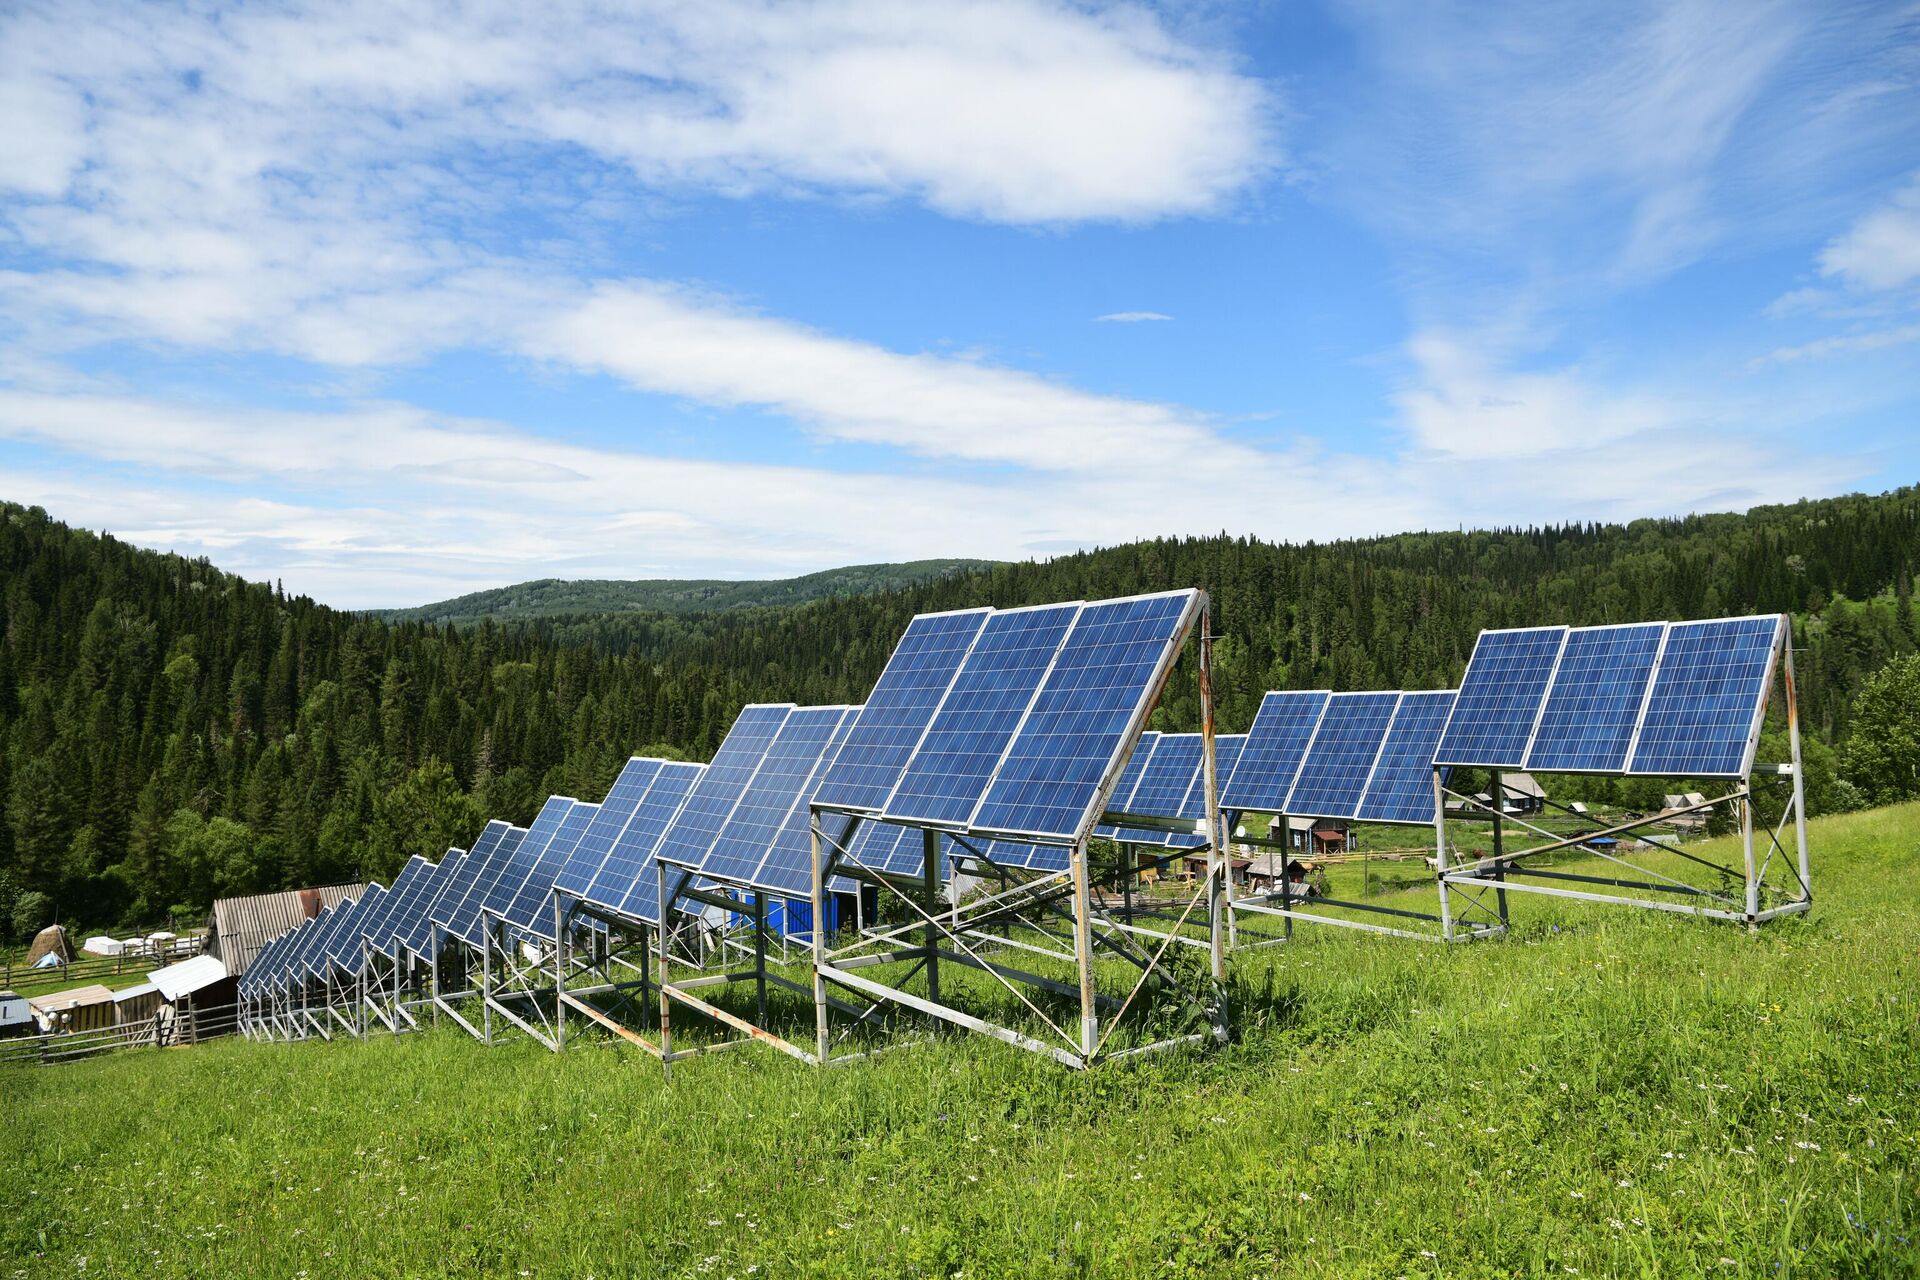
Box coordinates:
[801,598,1227,1070]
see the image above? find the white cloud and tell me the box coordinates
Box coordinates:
[0,385,1866,608]
[1094,311,1173,323]
[1818,173,1920,292]
[526,282,1240,472]
[1394,334,1675,460]
[1753,323,1920,367]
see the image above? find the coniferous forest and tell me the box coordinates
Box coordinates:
[1,487,1916,930]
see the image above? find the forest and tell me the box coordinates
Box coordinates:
[0,486,1915,931]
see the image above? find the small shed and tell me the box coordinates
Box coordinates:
[24,924,72,968]
[82,935,126,957]
[1284,816,1353,854]
[28,984,116,1033]
[1499,773,1547,815]
[112,982,162,1027]
[0,990,34,1038]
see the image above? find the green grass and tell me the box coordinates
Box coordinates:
[5,805,1917,1278]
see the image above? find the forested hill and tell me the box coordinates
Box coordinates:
[0,487,1916,930]
[378,559,1000,624]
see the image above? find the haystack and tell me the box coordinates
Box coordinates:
[24,923,72,967]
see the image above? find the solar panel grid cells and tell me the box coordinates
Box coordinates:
[327,884,387,974]
[1628,615,1782,778]
[883,604,1082,826]
[1111,733,1203,846]
[751,709,864,895]
[652,704,795,871]
[843,820,914,875]
[1434,627,1569,767]
[432,822,530,945]
[368,855,437,958]
[471,798,577,940]
[596,763,705,924]
[353,861,418,960]
[296,903,349,980]
[1093,731,1160,838]
[1523,623,1667,773]
[703,707,852,884]
[409,850,477,954]
[812,610,990,812]
[971,591,1199,840]
[1165,734,1245,848]
[1219,690,1330,814]
[552,759,662,899]
[503,802,600,936]
[1355,691,1456,824]
[1286,692,1401,819]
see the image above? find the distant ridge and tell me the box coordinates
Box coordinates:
[378,558,1003,624]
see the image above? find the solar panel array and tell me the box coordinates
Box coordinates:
[1355,692,1455,824]
[1286,692,1401,819]
[1436,614,1783,779]
[582,762,704,924]
[1220,691,1330,814]
[1111,733,1203,846]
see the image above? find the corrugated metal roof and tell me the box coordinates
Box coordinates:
[150,954,229,1000]
[28,984,115,1012]
[207,883,365,975]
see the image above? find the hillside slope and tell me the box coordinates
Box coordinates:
[5,802,1915,1277]
[0,486,1915,928]
[378,558,1000,623]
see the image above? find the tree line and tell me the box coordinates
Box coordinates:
[0,486,1915,932]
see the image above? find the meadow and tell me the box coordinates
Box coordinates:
[3,804,1916,1278]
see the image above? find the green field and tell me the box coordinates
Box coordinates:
[4,805,1916,1278]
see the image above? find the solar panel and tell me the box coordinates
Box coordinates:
[1525,623,1667,773]
[467,819,514,865]
[407,846,486,956]
[1165,733,1246,848]
[1111,732,1204,846]
[325,884,389,974]
[552,759,662,899]
[295,901,352,980]
[843,819,920,875]
[972,591,1200,840]
[586,762,704,925]
[703,708,856,884]
[429,823,528,946]
[460,797,576,945]
[1094,731,1160,839]
[812,609,991,812]
[1286,691,1400,819]
[1434,627,1569,768]
[882,603,1081,826]
[653,704,794,872]
[502,801,599,938]
[367,853,445,959]
[748,709,864,895]
[353,856,430,962]
[1221,690,1330,813]
[1355,691,1456,824]
[261,922,305,990]
[1627,615,1781,777]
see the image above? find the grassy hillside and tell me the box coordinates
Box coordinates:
[5,803,1916,1278]
[378,559,1001,623]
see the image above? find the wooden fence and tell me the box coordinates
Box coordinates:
[0,1001,239,1067]
[1,936,201,991]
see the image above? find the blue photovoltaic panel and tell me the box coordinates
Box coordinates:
[431,822,530,945]
[1112,733,1204,846]
[1434,627,1569,768]
[845,820,919,876]
[653,705,794,871]
[1286,692,1400,819]
[406,848,482,956]
[703,707,854,883]
[1355,691,1456,825]
[325,884,388,974]
[1524,623,1667,773]
[504,801,599,937]
[466,819,513,866]
[267,921,312,987]
[1221,691,1330,813]
[552,758,662,899]
[465,797,576,943]
[1628,615,1781,777]
[884,604,1080,826]
[1164,734,1246,849]
[981,837,1070,873]
[297,902,353,979]
[972,590,1199,840]
[750,709,864,895]
[246,933,286,993]
[587,762,704,924]
[813,610,991,812]
[1094,731,1160,838]
[364,855,435,958]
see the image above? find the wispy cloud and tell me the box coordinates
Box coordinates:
[1094,311,1173,323]
[1818,172,1920,292]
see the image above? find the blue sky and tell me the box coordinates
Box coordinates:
[1,0,1917,608]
